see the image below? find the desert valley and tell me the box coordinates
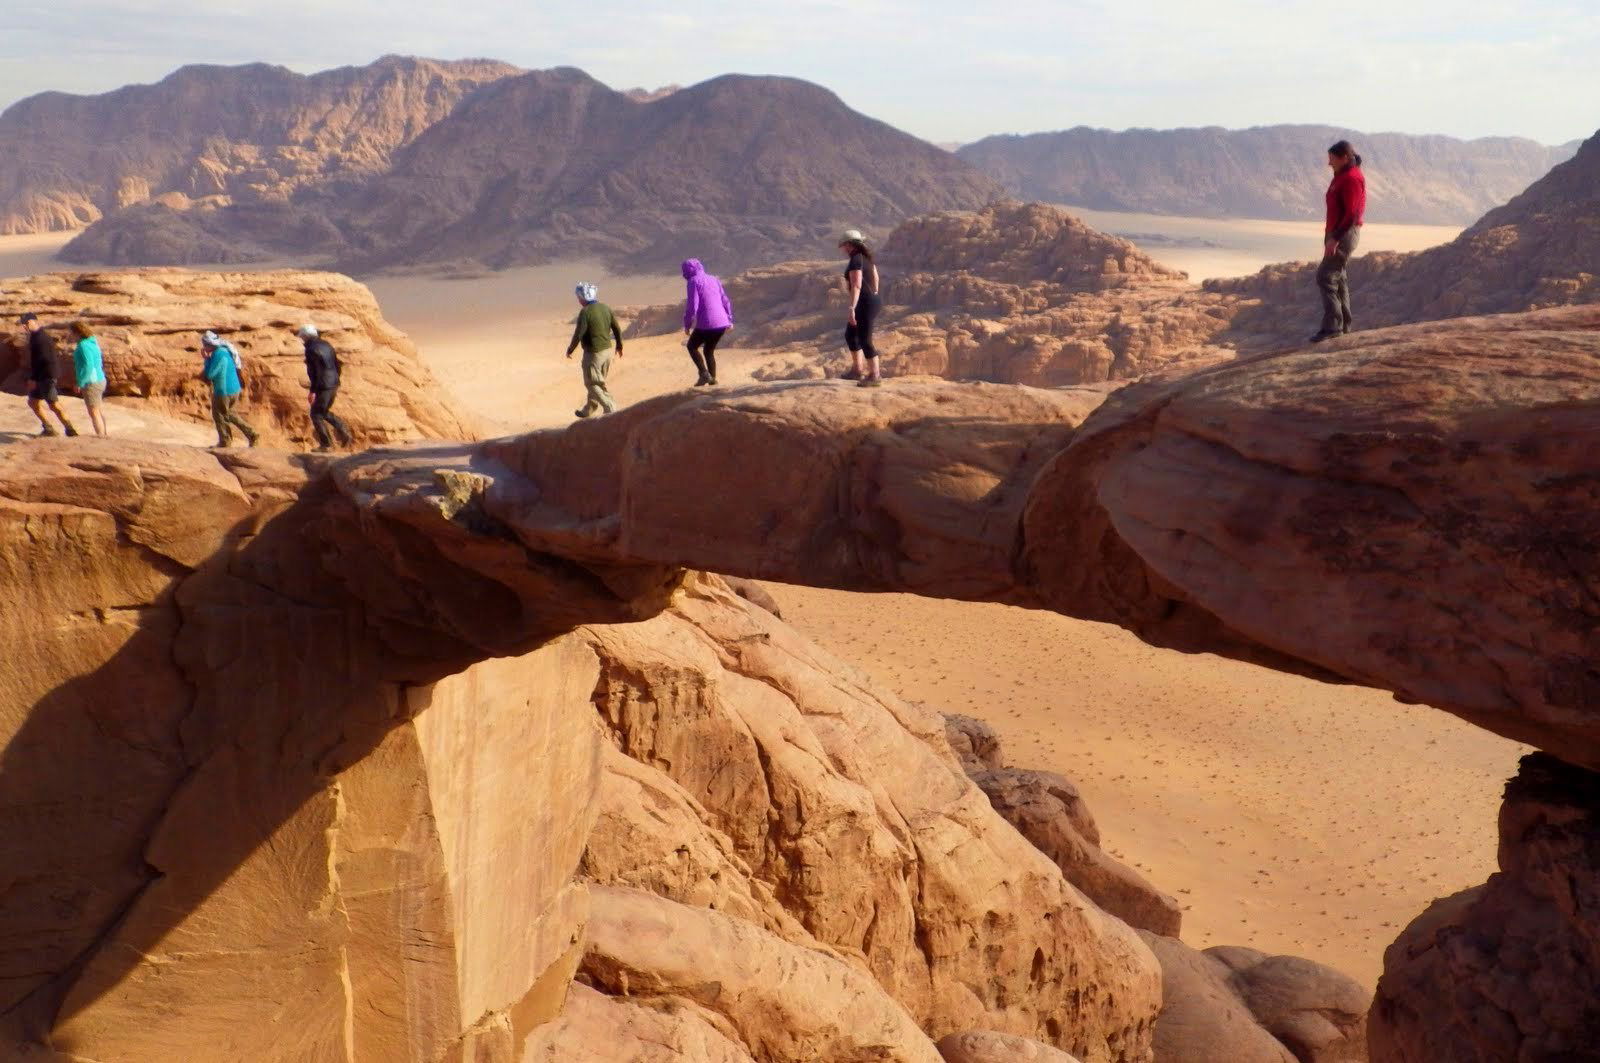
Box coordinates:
[0,40,1597,1063]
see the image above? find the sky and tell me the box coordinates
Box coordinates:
[2,0,1596,145]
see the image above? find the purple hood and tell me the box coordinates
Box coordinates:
[682,259,734,331]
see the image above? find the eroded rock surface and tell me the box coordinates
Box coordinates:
[1371,753,1600,1062]
[629,203,1241,386]
[0,269,479,446]
[938,1030,1085,1062]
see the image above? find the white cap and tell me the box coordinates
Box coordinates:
[840,228,865,244]
[297,324,319,340]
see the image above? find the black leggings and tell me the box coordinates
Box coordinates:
[845,294,881,359]
[688,328,726,378]
[310,386,352,448]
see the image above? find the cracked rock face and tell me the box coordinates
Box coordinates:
[1370,753,1600,1061]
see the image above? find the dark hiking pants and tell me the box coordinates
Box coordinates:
[210,393,259,447]
[311,387,352,448]
[1317,227,1361,334]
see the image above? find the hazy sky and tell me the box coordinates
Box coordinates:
[3,0,1596,145]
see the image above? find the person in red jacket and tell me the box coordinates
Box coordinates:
[1311,139,1366,342]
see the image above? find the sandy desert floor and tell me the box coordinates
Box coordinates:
[2,223,1522,989]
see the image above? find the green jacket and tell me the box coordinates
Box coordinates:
[567,301,623,356]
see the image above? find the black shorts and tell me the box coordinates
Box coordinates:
[28,380,58,403]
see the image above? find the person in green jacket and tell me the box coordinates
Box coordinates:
[201,332,259,447]
[565,282,624,418]
[70,321,109,437]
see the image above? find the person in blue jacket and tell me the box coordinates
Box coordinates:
[70,320,108,437]
[201,331,259,447]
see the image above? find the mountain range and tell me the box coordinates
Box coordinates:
[0,58,1584,273]
[959,125,1580,225]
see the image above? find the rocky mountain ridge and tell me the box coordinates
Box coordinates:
[959,123,1580,225]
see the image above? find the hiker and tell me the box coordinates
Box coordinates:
[19,313,79,437]
[681,258,734,386]
[201,330,259,447]
[837,229,883,387]
[70,321,108,437]
[566,283,624,418]
[298,324,352,452]
[1311,139,1366,343]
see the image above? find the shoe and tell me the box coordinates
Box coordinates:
[858,377,883,388]
[1340,324,1354,335]
[693,375,710,387]
[1308,331,1339,344]
[574,408,591,419]
[707,376,718,386]
[63,425,79,437]
[840,369,862,381]
[313,444,331,453]
[246,434,260,448]
[36,426,59,438]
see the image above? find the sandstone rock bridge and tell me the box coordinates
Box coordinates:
[2,306,1597,1061]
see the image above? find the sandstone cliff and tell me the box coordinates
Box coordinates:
[54,66,1004,274]
[629,202,1241,385]
[6,301,1600,1060]
[1209,127,1600,346]
[0,56,519,236]
[959,124,1578,225]
[0,268,479,446]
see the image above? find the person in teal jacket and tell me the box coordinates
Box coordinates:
[70,321,108,437]
[201,331,259,447]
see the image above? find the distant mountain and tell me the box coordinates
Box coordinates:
[50,64,1003,273]
[1208,127,1600,344]
[959,125,1578,225]
[0,56,520,235]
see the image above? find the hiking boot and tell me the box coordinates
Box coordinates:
[36,425,60,438]
[694,374,711,387]
[1308,330,1339,344]
[246,433,260,448]
[707,376,718,386]
[313,444,331,454]
[840,369,862,381]
[574,408,591,419]
[858,377,883,388]
[63,424,79,437]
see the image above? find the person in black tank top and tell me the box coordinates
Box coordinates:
[837,229,883,387]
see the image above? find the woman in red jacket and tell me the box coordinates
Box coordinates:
[1312,140,1366,342]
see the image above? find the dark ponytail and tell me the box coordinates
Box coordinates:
[1328,139,1362,167]
[845,239,874,262]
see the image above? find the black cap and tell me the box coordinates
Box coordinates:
[17,312,37,324]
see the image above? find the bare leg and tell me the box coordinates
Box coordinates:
[27,398,51,431]
[852,350,867,377]
[49,401,78,435]
[88,405,108,437]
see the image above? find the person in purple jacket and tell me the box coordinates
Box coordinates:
[680,258,734,386]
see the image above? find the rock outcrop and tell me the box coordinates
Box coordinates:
[943,712,1182,936]
[938,1030,1085,1062]
[1370,753,1600,1061]
[1139,934,1368,1063]
[56,66,1003,274]
[958,124,1577,226]
[0,269,479,446]
[6,298,1600,1060]
[0,56,519,236]
[1210,127,1600,346]
[630,202,1241,386]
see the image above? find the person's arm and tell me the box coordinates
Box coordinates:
[721,287,734,329]
[203,351,223,382]
[684,283,700,335]
[847,269,862,323]
[611,311,624,357]
[566,311,585,358]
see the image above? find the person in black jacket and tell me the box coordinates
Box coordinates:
[297,324,352,452]
[19,313,79,437]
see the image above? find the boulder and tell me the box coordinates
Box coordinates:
[942,712,1004,773]
[938,1030,1084,1062]
[524,984,754,1062]
[582,887,944,1063]
[1140,933,1367,1063]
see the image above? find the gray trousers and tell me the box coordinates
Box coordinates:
[1316,227,1361,334]
[580,347,618,415]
